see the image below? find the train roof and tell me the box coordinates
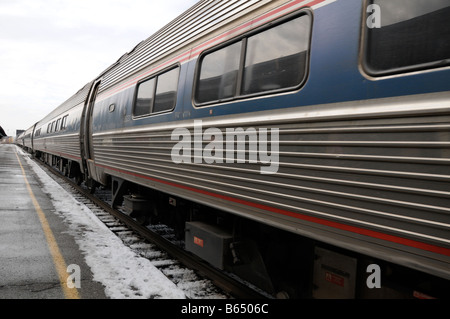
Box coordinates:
[36,81,94,127]
[97,0,272,93]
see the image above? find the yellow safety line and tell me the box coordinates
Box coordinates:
[15,150,80,299]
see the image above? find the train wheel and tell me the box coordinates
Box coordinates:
[86,178,97,194]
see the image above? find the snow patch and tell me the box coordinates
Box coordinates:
[22,152,186,299]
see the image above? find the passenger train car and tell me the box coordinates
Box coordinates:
[18,0,450,298]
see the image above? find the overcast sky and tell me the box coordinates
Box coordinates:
[0,0,198,136]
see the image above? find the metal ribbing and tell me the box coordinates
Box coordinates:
[91,117,450,250]
[98,0,266,92]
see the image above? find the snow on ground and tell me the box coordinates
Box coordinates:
[20,148,186,299]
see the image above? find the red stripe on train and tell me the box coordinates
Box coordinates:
[95,162,450,257]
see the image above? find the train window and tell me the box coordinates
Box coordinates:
[153,67,180,113]
[196,42,242,104]
[135,78,155,116]
[47,123,51,133]
[242,15,310,95]
[364,0,450,75]
[55,119,61,132]
[195,11,311,105]
[61,115,68,130]
[133,66,179,117]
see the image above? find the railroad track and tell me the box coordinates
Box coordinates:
[32,157,270,299]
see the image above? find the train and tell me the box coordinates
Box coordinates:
[16,0,450,299]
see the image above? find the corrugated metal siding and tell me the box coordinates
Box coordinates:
[35,133,81,161]
[98,0,270,92]
[91,101,450,261]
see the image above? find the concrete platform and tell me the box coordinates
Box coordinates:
[0,144,107,299]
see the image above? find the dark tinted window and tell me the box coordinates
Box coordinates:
[195,12,311,105]
[154,67,180,113]
[134,66,179,117]
[135,78,155,117]
[61,115,68,130]
[365,0,450,75]
[243,16,310,95]
[196,42,242,104]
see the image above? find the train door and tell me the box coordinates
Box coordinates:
[80,79,101,183]
[31,122,37,152]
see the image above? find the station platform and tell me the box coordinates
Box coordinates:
[0,144,107,299]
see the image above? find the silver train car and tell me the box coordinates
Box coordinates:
[31,82,93,181]
[19,0,450,298]
[20,124,36,153]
